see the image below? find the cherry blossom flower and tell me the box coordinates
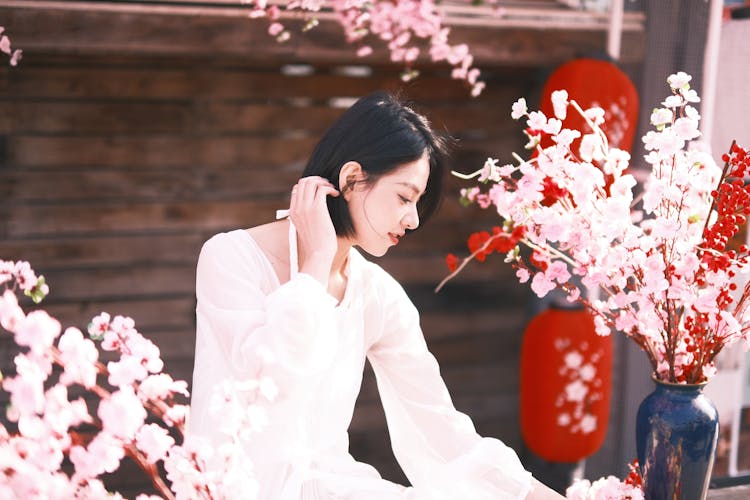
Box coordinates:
[667,71,691,89]
[0,28,22,67]
[551,90,569,120]
[511,98,528,119]
[57,327,99,388]
[135,423,175,463]
[14,310,60,355]
[98,386,147,440]
[138,373,189,401]
[70,432,126,480]
[567,475,644,499]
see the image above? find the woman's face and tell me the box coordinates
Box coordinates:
[347,154,430,257]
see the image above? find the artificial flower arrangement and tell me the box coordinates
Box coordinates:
[439,72,749,386]
[0,261,276,498]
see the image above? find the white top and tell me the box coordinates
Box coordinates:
[189,227,533,499]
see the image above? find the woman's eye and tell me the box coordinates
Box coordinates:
[399,195,412,204]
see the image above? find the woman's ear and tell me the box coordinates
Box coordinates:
[338,161,364,199]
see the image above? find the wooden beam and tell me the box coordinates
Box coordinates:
[0,3,645,66]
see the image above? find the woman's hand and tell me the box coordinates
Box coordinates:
[288,176,340,286]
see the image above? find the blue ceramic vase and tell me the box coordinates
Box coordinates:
[636,378,719,500]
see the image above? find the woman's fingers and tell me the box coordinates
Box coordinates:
[292,177,338,209]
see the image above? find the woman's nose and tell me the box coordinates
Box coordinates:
[403,205,420,230]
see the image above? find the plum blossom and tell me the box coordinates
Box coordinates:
[511,98,528,119]
[527,111,547,132]
[516,268,530,283]
[135,423,175,463]
[3,354,47,418]
[667,71,691,89]
[673,117,701,140]
[138,373,190,401]
[662,94,683,108]
[682,88,700,103]
[567,476,644,500]
[43,384,91,436]
[551,89,569,120]
[87,311,110,340]
[543,118,563,136]
[579,133,605,163]
[70,433,126,480]
[650,108,672,127]
[583,106,605,126]
[98,387,147,440]
[57,327,98,388]
[531,270,556,297]
[14,310,60,355]
[108,355,148,387]
[0,289,24,331]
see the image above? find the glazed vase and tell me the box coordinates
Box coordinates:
[635,377,719,500]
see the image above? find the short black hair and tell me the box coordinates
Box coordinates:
[301,91,448,237]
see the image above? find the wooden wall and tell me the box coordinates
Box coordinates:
[0,52,547,495]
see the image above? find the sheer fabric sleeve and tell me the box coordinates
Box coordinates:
[195,233,339,381]
[366,271,533,500]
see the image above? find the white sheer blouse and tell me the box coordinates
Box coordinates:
[189,227,533,499]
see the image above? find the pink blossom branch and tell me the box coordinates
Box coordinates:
[124,442,176,500]
[435,230,511,292]
[0,26,22,66]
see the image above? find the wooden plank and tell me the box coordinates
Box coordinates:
[0,101,340,135]
[4,131,519,169]
[421,309,528,341]
[8,249,520,303]
[0,166,302,202]
[0,101,193,135]
[0,200,280,238]
[428,331,523,365]
[0,234,205,267]
[40,264,195,301]
[350,362,519,431]
[0,63,534,102]
[0,215,506,269]
[0,6,645,66]
[5,135,317,168]
[145,329,197,359]
[0,100,524,135]
[44,297,195,331]
[0,192,512,238]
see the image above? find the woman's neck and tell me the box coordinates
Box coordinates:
[332,237,352,279]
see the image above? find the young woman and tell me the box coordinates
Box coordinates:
[190,92,564,499]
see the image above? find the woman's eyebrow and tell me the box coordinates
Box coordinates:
[397,182,425,196]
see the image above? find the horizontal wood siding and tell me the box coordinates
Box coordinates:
[0,52,560,495]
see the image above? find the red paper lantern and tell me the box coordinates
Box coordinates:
[538,58,639,154]
[520,307,613,462]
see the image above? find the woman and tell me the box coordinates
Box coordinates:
[190,92,564,499]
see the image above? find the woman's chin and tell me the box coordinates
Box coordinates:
[357,243,390,258]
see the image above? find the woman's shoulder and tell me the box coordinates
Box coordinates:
[202,221,285,257]
[198,226,283,293]
[199,226,277,276]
